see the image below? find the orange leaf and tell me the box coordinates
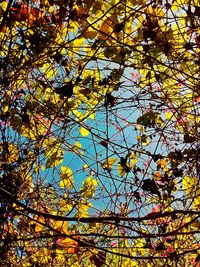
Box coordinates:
[10,4,50,25]
[33,216,45,233]
[57,232,79,254]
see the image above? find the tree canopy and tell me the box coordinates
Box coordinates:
[0,0,200,266]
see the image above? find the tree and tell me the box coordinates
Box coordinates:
[0,0,200,266]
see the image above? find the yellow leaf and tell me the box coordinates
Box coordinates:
[53,221,68,233]
[3,104,9,113]
[60,166,74,188]
[136,134,150,146]
[182,176,200,209]
[55,248,65,261]
[46,68,56,79]
[46,151,63,168]
[0,142,18,163]
[34,216,45,233]
[182,176,200,208]
[59,234,79,254]
[89,111,96,120]
[73,37,85,52]
[80,126,89,137]
[4,222,15,235]
[165,112,173,120]
[157,159,168,169]
[83,164,88,171]
[31,248,50,264]
[135,238,145,248]
[61,166,73,177]
[193,196,200,209]
[80,176,98,198]
[60,179,74,189]
[48,5,54,13]
[182,176,197,195]
[73,141,82,151]
[129,152,138,166]
[117,163,127,177]
[77,201,93,217]
[101,158,117,171]
[117,157,131,177]
[1,1,8,11]
[83,176,98,187]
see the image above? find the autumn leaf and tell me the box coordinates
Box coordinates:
[101,158,117,171]
[0,142,19,163]
[10,3,52,25]
[54,80,74,97]
[77,201,93,217]
[80,176,98,198]
[117,157,131,177]
[182,175,200,208]
[84,30,98,40]
[142,179,161,197]
[59,166,74,189]
[56,233,79,254]
[80,126,90,137]
[157,159,168,170]
[1,1,8,12]
[137,111,158,127]
[34,216,45,233]
[46,151,63,168]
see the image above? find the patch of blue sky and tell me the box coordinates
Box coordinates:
[61,67,141,214]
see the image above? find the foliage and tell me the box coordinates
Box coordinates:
[0,0,200,266]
